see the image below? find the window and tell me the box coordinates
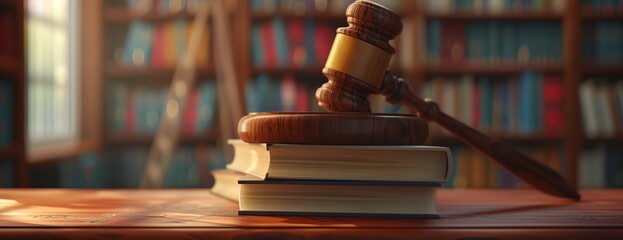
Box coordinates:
[27,0,79,144]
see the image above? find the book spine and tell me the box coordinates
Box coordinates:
[0,80,12,146]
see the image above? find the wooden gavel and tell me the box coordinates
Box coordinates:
[241,1,580,200]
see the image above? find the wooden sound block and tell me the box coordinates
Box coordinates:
[238,112,428,145]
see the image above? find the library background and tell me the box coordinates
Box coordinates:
[0,0,622,189]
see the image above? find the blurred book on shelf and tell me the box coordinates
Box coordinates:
[425,20,562,67]
[106,81,217,137]
[0,80,12,147]
[583,21,623,65]
[448,145,561,188]
[420,0,566,14]
[579,144,623,188]
[117,19,211,69]
[420,73,563,138]
[580,79,623,138]
[47,144,224,188]
[0,158,13,188]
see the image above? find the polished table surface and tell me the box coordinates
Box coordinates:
[0,189,621,239]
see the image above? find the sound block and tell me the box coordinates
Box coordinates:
[238,112,428,145]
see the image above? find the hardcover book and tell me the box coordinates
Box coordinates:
[238,176,440,218]
[226,139,452,183]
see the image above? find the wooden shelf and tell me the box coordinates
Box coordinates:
[0,55,18,75]
[584,135,623,144]
[104,7,196,23]
[583,64,623,77]
[423,12,563,21]
[252,66,324,76]
[427,134,563,145]
[423,64,564,75]
[581,10,623,20]
[106,64,215,79]
[105,131,218,145]
[252,11,345,21]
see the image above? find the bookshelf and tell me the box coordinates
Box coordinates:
[96,0,239,188]
[41,0,618,189]
[0,0,26,187]
[577,0,623,188]
[236,0,623,189]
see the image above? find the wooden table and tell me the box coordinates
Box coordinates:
[0,189,621,239]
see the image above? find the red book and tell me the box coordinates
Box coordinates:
[181,90,199,135]
[149,24,166,68]
[314,24,333,65]
[440,21,466,64]
[260,22,277,68]
[124,90,136,134]
[280,76,297,111]
[295,84,310,112]
[542,75,564,136]
[286,19,306,67]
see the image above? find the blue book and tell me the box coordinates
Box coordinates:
[426,19,441,63]
[517,23,530,64]
[528,22,542,63]
[478,77,493,132]
[174,19,187,62]
[467,22,487,63]
[270,77,282,111]
[246,74,273,112]
[304,19,317,66]
[549,22,563,63]
[0,158,13,187]
[596,21,619,64]
[501,80,512,132]
[133,88,146,134]
[107,84,127,132]
[606,145,623,187]
[272,18,289,67]
[487,21,500,64]
[197,80,217,132]
[583,22,597,61]
[518,72,540,134]
[123,21,155,67]
[79,153,109,188]
[251,23,265,67]
[0,80,12,146]
[500,22,517,63]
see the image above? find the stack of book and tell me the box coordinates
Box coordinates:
[211,137,452,218]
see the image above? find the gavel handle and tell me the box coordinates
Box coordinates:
[381,71,581,201]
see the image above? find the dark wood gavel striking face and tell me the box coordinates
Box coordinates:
[316,0,402,113]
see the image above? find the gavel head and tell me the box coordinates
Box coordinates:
[316,0,402,112]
